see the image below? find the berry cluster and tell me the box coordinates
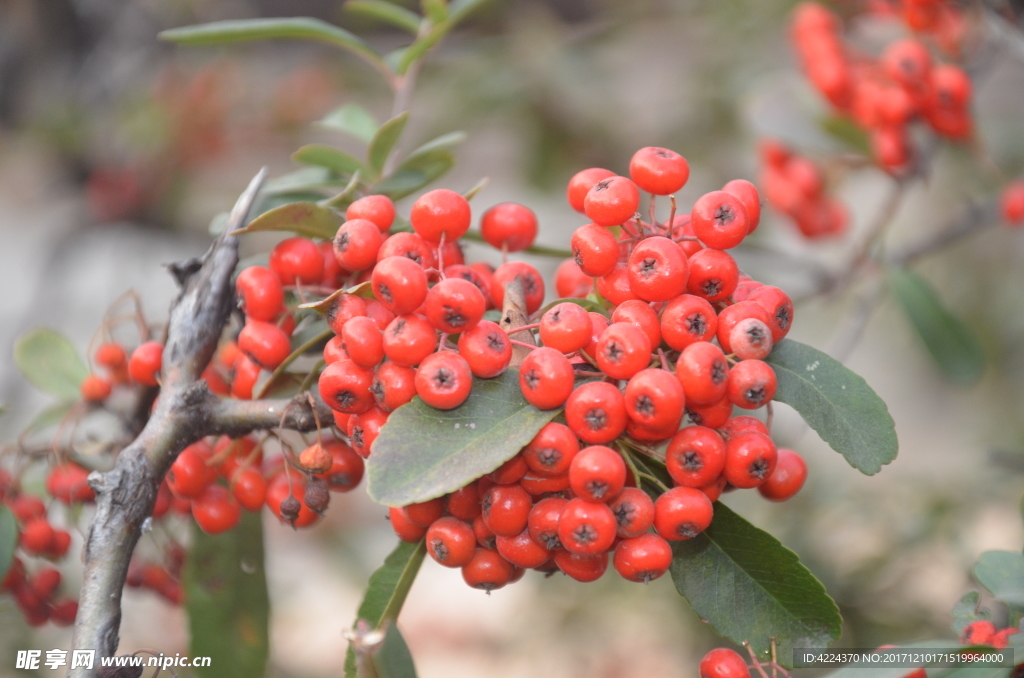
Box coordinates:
[792,1,974,171]
[960,620,1020,649]
[759,139,849,239]
[0,466,89,626]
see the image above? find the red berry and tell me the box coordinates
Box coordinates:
[238,320,292,369]
[325,293,368,336]
[377,232,436,269]
[661,294,718,350]
[624,368,685,430]
[554,550,608,582]
[318,440,365,492]
[446,483,482,521]
[372,256,429,315]
[722,179,762,233]
[613,533,673,583]
[519,347,575,410]
[270,237,324,285]
[318,359,375,414]
[881,38,932,88]
[726,359,776,409]
[80,374,112,402]
[489,454,528,485]
[654,486,714,540]
[426,517,477,567]
[382,314,437,367]
[1002,180,1024,225]
[723,431,778,488]
[567,167,615,213]
[231,356,261,399]
[555,258,592,298]
[540,302,592,354]
[19,518,55,555]
[481,202,537,252]
[627,236,689,302]
[481,484,532,537]
[95,342,128,370]
[523,422,580,477]
[415,351,473,410]
[565,381,628,444]
[596,322,652,381]
[558,498,617,555]
[597,264,641,306]
[520,472,570,495]
[457,320,512,378]
[571,223,619,277]
[491,261,545,315]
[686,249,739,302]
[236,266,284,321]
[346,194,395,232]
[700,648,751,678]
[728,318,773,361]
[583,312,610,359]
[371,361,418,411]
[961,621,997,646]
[424,278,486,334]
[192,485,241,535]
[461,548,515,591]
[629,147,690,195]
[758,448,807,501]
[528,496,568,550]
[231,467,268,511]
[347,406,389,457]
[569,445,626,502]
[404,497,445,527]
[389,506,427,542]
[716,301,773,355]
[128,341,163,386]
[46,463,96,503]
[611,300,661,351]
[717,415,768,440]
[473,513,496,549]
[676,341,730,406]
[584,176,641,227]
[445,264,493,303]
[746,285,793,344]
[334,219,384,272]
[666,425,726,488]
[496,528,551,569]
[410,188,472,243]
[686,395,733,430]
[167,441,217,498]
[342,316,384,369]
[691,190,749,250]
[608,487,655,538]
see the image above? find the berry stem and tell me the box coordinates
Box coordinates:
[743,641,773,678]
[766,401,775,436]
[667,194,677,232]
[509,339,538,350]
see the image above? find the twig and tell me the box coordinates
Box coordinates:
[500,278,535,368]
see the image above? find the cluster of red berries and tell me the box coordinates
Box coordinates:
[864,0,968,56]
[0,466,91,626]
[759,139,848,239]
[792,2,974,171]
[960,620,1020,649]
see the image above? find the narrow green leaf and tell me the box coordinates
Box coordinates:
[888,268,985,385]
[367,369,560,505]
[952,591,991,636]
[253,191,331,220]
[263,166,340,194]
[324,170,365,210]
[232,202,341,239]
[375,149,455,200]
[317,103,379,144]
[345,540,427,678]
[373,624,419,678]
[671,502,842,666]
[346,0,423,34]
[406,131,467,160]
[368,112,410,175]
[0,507,17,584]
[765,339,898,475]
[421,0,449,25]
[462,177,488,202]
[294,144,372,178]
[13,328,89,400]
[395,0,490,75]
[974,551,1024,607]
[159,18,388,74]
[184,510,269,678]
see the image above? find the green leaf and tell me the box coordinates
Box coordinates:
[534,297,608,318]
[952,591,991,636]
[974,551,1024,607]
[232,202,341,239]
[13,328,89,400]
[317,103,379,144]
[462,177,488,201]
[367,369,560,505]
[375,149,455,200]
[294,144,372,178]
[368,112,410,175]
[184,510,269,678]
[263,166,340,194]
[159,18,387,74]
[765,339,898,475]
[373,624,419,678]
[405,131,467,160]
[395,0,490,75]
[422,0,449,24]
[345,540,427,678]
[325,170,366,210]
[346,0,422,34]
[670,502,842,666]
[0,507,17,585]
[887,267,985,385]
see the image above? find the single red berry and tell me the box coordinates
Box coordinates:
[426,517,477,567]
[231,356,260,399]
[1002,180,1024,225]
[489,454,528,485]
[729,318,773,361]
[424,277,486,334]
[625,368,686,430]
[700,648,751,678]
[961,621,997,646]
[19,518,55,555]
[372,256,429,315]
[346,194,395,232]
[410,188,472,243]
[691,191,750,250]
[230,467,267,511]
[270,237,324,285]
[686,249,739,302]
[676,341,730,406]
[473,514,497,549]
[540,302,592,354]
[447,483,482,521]
[371,361,418,411]
[415,351,473,410]
[167,441,217,498]
[596,322,652,381]
[377,232,436,269]
[758,448,807,501]
[445,264,493,303]
[569,445,626,502]
[717,415,768,440]
[45,463,95,503]
[583,312,610,359]
[334,219,384,272]
[571,223,619,277]
[496,528,551,569]
[389,506,427,542]
[608,487,655,538]
[661,294,717,350]
[481,202,537,252]
[558,498,617,555]
[666,426,726,488]
[625,418,679,443]
[611,300,661,351]
[346,406,389,458]
[722,179,761,234]
[481,483,532,537]
[613,533,673,583]
[519,347,575,410]
[382,314,437,367]
[128,341,163,386]
[238,320,291,369]
[95,342,128,370]
[30,567,62,599]
[80,374,112,402]
[584,176,641,227]
[491,261,545,314]
[404,497,445,527]
[871,125,910,170]
[555,258,592,299]
[565,381,628,444]
[236,266,285,321]
[318,359,376,414]
[746,285,793,344]
[192,484,241,535]
[325,293,367,336]
[993,628,1020,649]
[686,395,733,429]
[881,38,932,88]
[567,167,616,213]
[627,236,689,302]
[527,496,568,550]
[520,472,570,495]
[555,550,608,582]
[342,316,384,369]
[316,440,365,492]
[654,486,714,540]
[457,320,512,378]
[597,264,642,306]
[461,548,515,591]
[629,147,690,195]
[523,422,580,477]
[723,431,778,488]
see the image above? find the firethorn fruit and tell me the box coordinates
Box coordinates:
[480,202,538,252]
[167,442,217,498]
[19,518,55,555]
[540,302,592,354]
[565,381,628,444]
[457,320,512,378]
[95,342,128,370]
[389,506,427,542]
[481,484,532,537]
[569,445,626,502]
[624,368,686,430]
[461,548,515,591]
[686,396,733,430]
[377,232,436,269]
[348,406,389,458]
[611,300,661,351]
[584,176,641,227]
[653,486,714,540]
[491,261,545,315]
[718,415,768,440]
[567,168,615,213]
[298,443,334,474]
[426,517,477,568]
[346,194,395,232]
[403,497,445,528]
[597,264,641,306]
[522,422,579,477]
[334,219,384,272]
[445,264,493,302]
[613,533,673,583]
[747,285,793,344]
[489,454,528,485]
[666,425,727,488]
[555,258,591,298]
[46,463,95,503]
[128,341,163,386]
[519,347,575,410]
[676,342,730,406]
[236,265,284,321]
[238,320,291,369]
[699,648,751,678]
[446,483,482,521]
[723,431,778,488]
[595,322,652,380]
[371,361,418,411]
[318,440,365,491]
[758,448,807,501]
[410,189,472,243]
[372,256,429,315]
[325,294,367,336]
[727,359,776,409]
[231,467,268,511]
[629,147,690,195]
[496,529,551,569]
[571,223,619,277]
[527,496,567,551]
[554,550,608,582]
[627,236,689,301]
[661,294,717,350]
[318,359,375,414]
[80,374,112,402]
[473,514,497,549]
[191,485,241,535]
[716,301,773,355]
[722,179,761,233]
[382,314,436,367]
[686,249,739,302]
[341,316,384,369]
[558,498,617,556]
[1002,180,1024,225]
[608,487,655,538]
[415,351,473,410]
[270,237,324,285]
[691,190,749,250]
[729,318,773,361]
[424,277,486,334]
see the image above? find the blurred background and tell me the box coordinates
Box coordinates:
[2,0,1024,676]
